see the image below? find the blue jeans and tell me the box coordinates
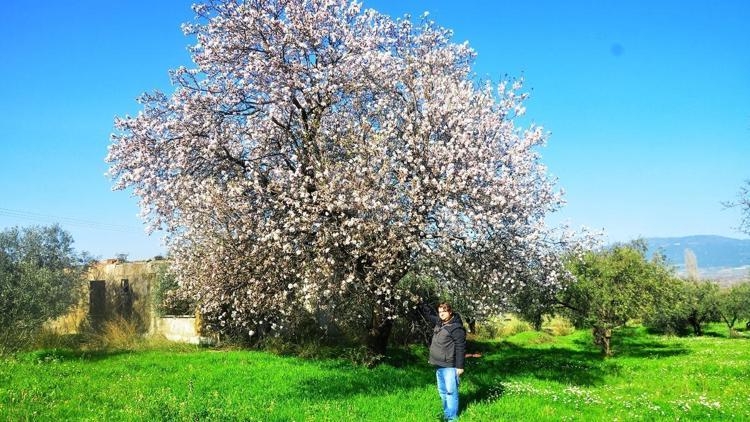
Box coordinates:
[436,367,460,420]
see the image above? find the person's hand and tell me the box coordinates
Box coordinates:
[456,368,464,376]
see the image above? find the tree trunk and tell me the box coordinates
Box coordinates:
[467,318,477,334]
[592,327,613,356]
[723,316,737,338]
[533,316,543,332]
[366,308,393,355]
[688,314,703,336]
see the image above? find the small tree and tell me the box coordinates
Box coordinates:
[153,264,196,316]
[645,279,720,336]
[0,225,90,351]
[683,280,721,336]
[684,248,699,281]
[716,282,750,337]
[559,240,672,356]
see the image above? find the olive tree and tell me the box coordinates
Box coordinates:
[645,279,720,336]
[559,241,672,356]
[716,282,750,337]
[0,225,89,351]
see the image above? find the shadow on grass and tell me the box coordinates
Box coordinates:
[588,327,691,358]
[457,340,612,414]
[295,359,436,400]
[17,347,134,363]
[293,336,622,406]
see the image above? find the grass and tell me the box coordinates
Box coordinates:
[1,324,748,421]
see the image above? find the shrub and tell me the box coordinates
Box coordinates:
[501,316,534,337]
[342,345,384,368]
[542,315,575,336]
[474,315,503,339]
[93,317,140,350]
[475,314,533,340]
[29,328,86,351]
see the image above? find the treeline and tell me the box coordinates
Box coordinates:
[3,224,749,360]
[513,240,750,356]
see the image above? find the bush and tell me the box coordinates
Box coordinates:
[475,314,533,340]
[342,345,384,368]
[0,225,90,353]
[92,317,141,350]
[29,329,86,351]
[501,316,534,337]
[542,315,575,336]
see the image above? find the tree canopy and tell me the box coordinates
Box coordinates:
[560,241,673,355]
[107,0,583,351]
[0,225,89,350]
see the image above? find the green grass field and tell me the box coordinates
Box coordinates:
[1,324,748,421]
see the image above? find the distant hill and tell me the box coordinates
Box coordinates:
[644,235,750,283]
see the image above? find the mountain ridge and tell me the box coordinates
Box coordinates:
[641,235,750,283]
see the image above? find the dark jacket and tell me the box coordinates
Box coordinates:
[420,303,466,369]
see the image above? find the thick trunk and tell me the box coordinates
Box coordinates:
[533,316,543,332]
[690,319,703,336]
[467,319,477,334]
[723,315,737,337]
[688,314,703,336]
[366,309,393,355]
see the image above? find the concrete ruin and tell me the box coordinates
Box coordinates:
[49,259,212,345]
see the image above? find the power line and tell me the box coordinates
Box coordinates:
[0,207,145,233]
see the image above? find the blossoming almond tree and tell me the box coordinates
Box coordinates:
[108,0,582,353]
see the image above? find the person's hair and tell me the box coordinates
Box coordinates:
[437,303,453,314]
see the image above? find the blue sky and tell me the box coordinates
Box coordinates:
[1,0,748,260]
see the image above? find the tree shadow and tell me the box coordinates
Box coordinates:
[293,337,620,406]
[595,327,691,358]
[457,340,613,413]
[294,358,435,400]
[19,347,133,363]
[695,330,726,338]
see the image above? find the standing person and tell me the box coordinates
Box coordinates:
[420,302,466,421]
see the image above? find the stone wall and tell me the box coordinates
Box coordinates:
[152,316,204,344]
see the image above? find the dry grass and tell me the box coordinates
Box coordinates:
[475,314,534,340]
[543,315,576,336]
[92,317,141,350]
